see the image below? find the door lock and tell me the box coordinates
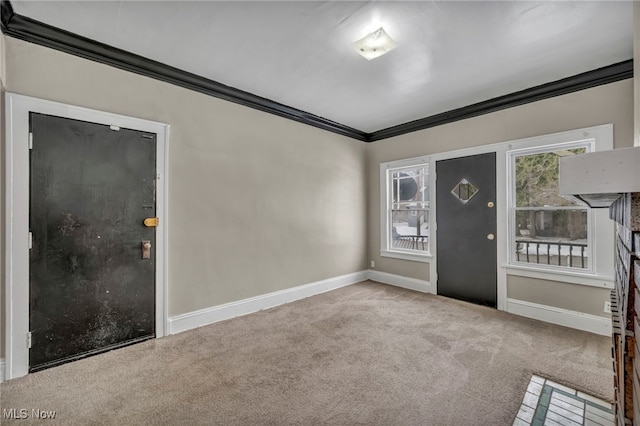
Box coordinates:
[144,217,159,227]
[142,240,151,259]
[487,234,495,240]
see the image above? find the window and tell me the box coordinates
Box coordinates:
[509,142,592,271]
[381,159,430,259]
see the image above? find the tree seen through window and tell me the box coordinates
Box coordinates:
[513,147,590,269]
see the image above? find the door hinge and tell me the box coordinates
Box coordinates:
[29,132,33,150]
[28,232,33,249]
[27,332,32,349]
[110,125,120,131]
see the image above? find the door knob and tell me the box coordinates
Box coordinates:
[142,240,151,259]
[487,234,495,240]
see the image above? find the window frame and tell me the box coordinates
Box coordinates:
[507,140,596,274]
[380,156,431,262]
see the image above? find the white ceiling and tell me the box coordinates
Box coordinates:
[11,1,634,133]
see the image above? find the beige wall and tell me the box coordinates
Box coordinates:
[635,1,640,147]
[0,33,5,84]
[507,276,610,316]
[2,37,368,326]
[367,79,634,316]
[1,30,634,365]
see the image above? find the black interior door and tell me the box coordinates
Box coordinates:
[29,113,157,372]
[436,152,497,307]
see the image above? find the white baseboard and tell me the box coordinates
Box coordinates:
[169,270,369,334]
[368,270,431,293]
[506,298,611,336]
[0,359,5,383]
[169,270,607,338]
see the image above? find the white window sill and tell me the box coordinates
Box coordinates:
[380,250,431,263]
[505,264,613,289]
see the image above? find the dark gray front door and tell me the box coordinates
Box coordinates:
[29,113,157,372]
[436,152,497,307]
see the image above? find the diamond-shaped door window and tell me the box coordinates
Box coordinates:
[451,179,479,204]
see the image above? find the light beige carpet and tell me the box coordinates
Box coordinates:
[0,281,612,425]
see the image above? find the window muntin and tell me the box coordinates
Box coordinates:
[387,164,430,255]
[510,144,591,271]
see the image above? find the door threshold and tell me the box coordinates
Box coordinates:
[29,335,155,373]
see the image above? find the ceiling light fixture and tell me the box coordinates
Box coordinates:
[351,27,398,61]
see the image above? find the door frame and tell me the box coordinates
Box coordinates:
[4,93,170,380]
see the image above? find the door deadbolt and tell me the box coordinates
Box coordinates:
[487,202,494,208]
[142,240,151,259]
[144,217,159,227]
[487,234,495,240]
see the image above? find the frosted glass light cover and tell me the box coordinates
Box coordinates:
[351,27,398,61]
